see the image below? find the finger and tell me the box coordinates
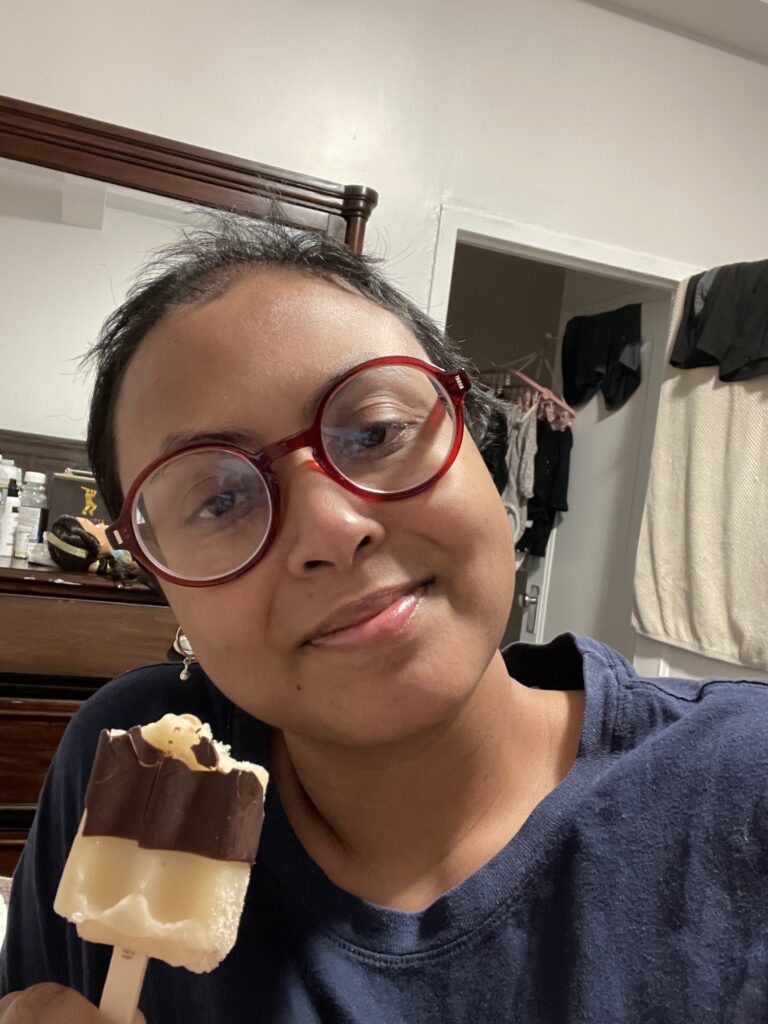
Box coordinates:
[0,992,21,1017]
[0,983,104,1023]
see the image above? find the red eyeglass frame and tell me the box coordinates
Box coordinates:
[106,355,471,587]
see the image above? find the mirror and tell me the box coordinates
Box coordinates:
[1,157,201,439]
[0,93,378,454]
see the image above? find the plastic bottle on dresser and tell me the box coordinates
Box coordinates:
[17,471,49,545]
[0,465,13,509]
[1,460,20,505]
[0,479,20,556]
[0,460,15,499]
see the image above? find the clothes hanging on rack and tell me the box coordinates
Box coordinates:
[669,259,768,381]
[561,303,642,411]
[515,420,573,557]
[500,402,538,541]
[478,363,575,429]
[507,371,575,431]
[479,361,576,547]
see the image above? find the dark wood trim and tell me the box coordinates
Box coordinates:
[0,806,36,831]
[0,696,82,721]
[0,95,378,252]
[0,561,164,603]
[0,675,103,702]
[0,835,27,875]
[0,427,88,478]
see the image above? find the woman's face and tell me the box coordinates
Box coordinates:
[114,269,516,746]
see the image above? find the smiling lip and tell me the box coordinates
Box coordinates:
[305,581,432,649]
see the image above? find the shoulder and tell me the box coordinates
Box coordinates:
[625,663,768,740]
[687,676,768,784]
[572,634,768,759]
[576,641,768,863]
[597,641,768,783]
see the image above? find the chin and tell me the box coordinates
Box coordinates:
[291,658,481,749]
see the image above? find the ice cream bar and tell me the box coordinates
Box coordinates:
[55,713,268,974]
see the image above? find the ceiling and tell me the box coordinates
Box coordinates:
[581,0,768,65]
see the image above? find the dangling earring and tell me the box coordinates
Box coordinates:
[173,627,196,681]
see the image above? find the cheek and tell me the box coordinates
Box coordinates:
[384,438,516,656]
[426,441,517,597]
[162,581,281,699]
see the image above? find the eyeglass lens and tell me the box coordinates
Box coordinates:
[131,363,458,581]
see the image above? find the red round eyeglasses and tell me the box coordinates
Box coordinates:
[106,355,471,586]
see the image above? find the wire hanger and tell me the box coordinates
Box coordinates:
[477,333,575,430]
[479,359,575,419]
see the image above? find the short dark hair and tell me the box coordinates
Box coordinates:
[84,215,501,518]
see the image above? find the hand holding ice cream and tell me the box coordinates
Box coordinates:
[0,983,145,1023]
[53,714,268,1023]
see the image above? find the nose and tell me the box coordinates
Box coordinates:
[279,454,386,577]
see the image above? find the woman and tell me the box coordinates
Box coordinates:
[2,219,767,1023]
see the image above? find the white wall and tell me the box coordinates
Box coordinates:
[542,278,669,656]
[0,0,767,435]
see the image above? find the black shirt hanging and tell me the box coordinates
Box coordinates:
[561,303,642,411]
[669,260,768,382]
[516,421,573,558]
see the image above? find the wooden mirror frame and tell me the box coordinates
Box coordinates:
[0,95,378,251]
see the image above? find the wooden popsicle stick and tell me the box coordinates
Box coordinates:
[99,946,148,1024]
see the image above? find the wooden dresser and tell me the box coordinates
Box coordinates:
[0,556,176,874]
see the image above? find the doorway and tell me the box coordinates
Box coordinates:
[430,211,697,659]
[444,246,565,646]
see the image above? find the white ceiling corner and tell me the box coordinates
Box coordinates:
[579,0,768,65]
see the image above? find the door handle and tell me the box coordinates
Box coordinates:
[517,585,540,635]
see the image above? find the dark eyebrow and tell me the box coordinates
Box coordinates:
[157,356,378,459]
[301,356,377,420]
[157,429,257,458]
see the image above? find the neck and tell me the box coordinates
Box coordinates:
[272,651,584,911]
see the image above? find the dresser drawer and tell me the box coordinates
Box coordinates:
[0,696,83,875]
[0,696,80,804]
[0,591,176,678]
[0,830,25,876]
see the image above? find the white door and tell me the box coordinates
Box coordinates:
[514,292,672,658]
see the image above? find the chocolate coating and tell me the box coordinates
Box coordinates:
[190,736,219,769]
[82,729,265,862]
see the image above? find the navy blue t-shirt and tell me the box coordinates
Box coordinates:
[3,634,768,1022]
